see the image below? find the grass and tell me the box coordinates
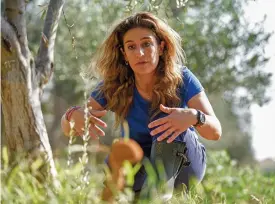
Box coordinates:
[1,145,275,204]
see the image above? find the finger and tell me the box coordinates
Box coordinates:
[89,128,99,139]
[157,128,175,142]
[89,115,107,128]
[160,104,172,114]
[148,117,169,128]
[90,124,105,137]
[89,109,107,117]
[167,130,182,143]
[150,121,171,136]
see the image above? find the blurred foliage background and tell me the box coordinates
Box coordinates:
[1,0,275,203]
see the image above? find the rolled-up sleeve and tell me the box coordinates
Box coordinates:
[182,67,204,104]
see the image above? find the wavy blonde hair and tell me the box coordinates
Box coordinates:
[89,12,185,127]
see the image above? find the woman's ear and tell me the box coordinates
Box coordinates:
[159,41,165,56]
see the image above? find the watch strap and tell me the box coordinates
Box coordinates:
[193,110,200,127]
[194,109,205,127]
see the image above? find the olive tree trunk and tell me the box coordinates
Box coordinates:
[1,0,65,179]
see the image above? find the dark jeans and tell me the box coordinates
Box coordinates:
[133,132,206,192]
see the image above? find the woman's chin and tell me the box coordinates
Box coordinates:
[133,66,156,75]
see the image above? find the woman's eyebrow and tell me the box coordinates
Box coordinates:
[125,40,134,44]
[140,36,153,40]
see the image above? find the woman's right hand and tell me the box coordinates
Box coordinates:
[69,107,107,139]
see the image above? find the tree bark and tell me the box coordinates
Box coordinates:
[1,0,65,181]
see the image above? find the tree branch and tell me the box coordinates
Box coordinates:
[4,0,29,59]
[1,17,28,68]
[35,0,66,87]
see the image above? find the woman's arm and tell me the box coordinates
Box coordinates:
[61,97,107,137]
[148,68,221,142]
[187,91,222,140]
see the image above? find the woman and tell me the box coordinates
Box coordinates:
[61,12,222,200]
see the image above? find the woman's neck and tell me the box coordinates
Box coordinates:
[134,73,156,93]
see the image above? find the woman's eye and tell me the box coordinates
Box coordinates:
[128,45,135,50]
[143,42,152,47]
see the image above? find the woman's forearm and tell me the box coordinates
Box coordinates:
[196,114,222,140]
[188,108,222,140]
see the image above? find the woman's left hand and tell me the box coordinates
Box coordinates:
[148,104,197,143]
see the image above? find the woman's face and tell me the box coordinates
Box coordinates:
[122,27,164,76]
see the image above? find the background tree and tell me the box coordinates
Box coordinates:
[1,0,65,179]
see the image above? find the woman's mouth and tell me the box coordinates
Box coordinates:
[136,61,148,65]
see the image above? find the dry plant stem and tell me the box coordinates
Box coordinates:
[67,135,74,167]
[80,91,91,186]
[67,121,76,168]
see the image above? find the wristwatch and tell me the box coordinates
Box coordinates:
[194,110,206,127]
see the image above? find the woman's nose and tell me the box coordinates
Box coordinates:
[135,47,145,56]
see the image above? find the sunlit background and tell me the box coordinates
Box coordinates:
[245,0,275,161]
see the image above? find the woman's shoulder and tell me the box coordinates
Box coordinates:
[179,66,200,85]
[181,66,194,79]
[178,65,204,100]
